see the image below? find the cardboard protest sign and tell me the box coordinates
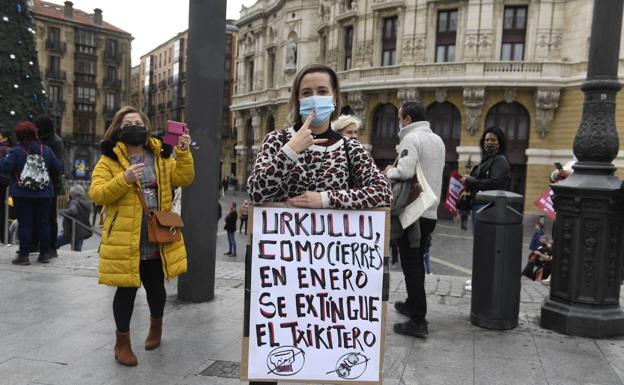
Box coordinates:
[241,205,389,384]
[534,188,556,220]
[444,170,464,217]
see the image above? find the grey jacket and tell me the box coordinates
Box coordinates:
[61,196,92,240]
[386,121,446,220]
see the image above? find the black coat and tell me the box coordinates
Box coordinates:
[465,154,510,201]
[42,134,65,195]
[224,210,237,232]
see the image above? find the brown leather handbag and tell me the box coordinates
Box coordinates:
[135,185,184,243]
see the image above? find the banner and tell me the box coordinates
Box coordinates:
[244,206,387,383]
[444,170,464,217]
[534,188,556,220]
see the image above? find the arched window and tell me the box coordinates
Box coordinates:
[485,101,530,196]
[371,103,399,166]
[245,119,254,181]
[485,101,529,164]
[427,102,462,219]
[427,102,461,161]
[266,115,275,133]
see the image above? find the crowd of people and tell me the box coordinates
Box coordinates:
[6,61,542,375]
[1,116,94,265]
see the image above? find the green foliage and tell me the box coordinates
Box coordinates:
[0,0,47,130]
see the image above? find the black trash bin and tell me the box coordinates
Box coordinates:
[470,190,524,330]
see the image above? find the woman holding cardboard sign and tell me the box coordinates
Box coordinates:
[89,106,194,367]
[247,64,391,385]
[248,64,391,210]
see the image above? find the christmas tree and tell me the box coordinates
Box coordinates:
[0,0,47,131]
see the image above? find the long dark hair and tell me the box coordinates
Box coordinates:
[479,126,507,158]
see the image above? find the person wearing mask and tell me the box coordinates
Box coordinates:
[247,64,392,385]
[0,129,13,244]
[224,202,237,257]
[57,184,92,251]
[1,121,62,265]
[33,115,65,259]
[332,114,361,139]
[248,63,391,210]
[239,199,250,234]
[463,126,510,231]
[383,102,445,338]
[89,106,194,367]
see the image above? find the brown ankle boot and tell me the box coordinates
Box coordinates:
[11,255,30,265]
[145,317,162,350]
[114,331,138,366]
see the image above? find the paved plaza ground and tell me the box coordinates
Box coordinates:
[0,192,622,385]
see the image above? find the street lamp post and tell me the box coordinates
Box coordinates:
[177,0,225,302]
[540,0,624,338]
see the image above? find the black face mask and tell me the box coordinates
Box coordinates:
[119,125,147,146]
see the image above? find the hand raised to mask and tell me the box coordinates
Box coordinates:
[287,113,329,154]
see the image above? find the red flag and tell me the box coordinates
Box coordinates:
[444,170,464,217]
[534,188,556,220]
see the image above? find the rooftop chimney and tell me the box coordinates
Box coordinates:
[63,1,73,19]
[93,8,102,25]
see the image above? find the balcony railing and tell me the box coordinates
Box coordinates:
[483,62,543,73]
[158,103,165,111]
[45,40,66,53]
[159,80,166,90]
[180,72,187,81]
[104,49,120,62]
[360,66,400,78]
[180,97,186,106]
[167,100,172,108]
[103,78,121,88]
[46,69,66,81]
[168,76,174,85]
[103,105,119,117]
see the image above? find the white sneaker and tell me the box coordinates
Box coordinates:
[465,285,472,292]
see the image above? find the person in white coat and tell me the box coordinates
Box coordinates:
[384,102,445,337]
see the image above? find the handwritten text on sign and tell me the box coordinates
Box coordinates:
[248,207,386,382]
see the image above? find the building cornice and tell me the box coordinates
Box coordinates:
[236,0,286,26]
[33,14,133,39]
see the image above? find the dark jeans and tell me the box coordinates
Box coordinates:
[14,197,52,257]
[398,217,437,321]
[0,184,7,243]
[239,216,248,233]
[113,258,166,333]
[56,234,83,251]
[30,194,58,252]
[227,231,237,254]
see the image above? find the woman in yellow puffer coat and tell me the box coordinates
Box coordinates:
[89,106,194,367]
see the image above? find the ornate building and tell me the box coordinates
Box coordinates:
[230,0,624,214]
[135,22,238,181]
[32,0,132,178]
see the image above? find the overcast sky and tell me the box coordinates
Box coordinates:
[63,0,257,65]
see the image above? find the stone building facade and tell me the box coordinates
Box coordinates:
[230,0,624,214]
[135,23,239,181]
[32,0,132,178]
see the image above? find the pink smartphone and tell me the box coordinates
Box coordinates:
[164,120,187,147]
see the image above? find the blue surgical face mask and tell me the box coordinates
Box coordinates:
[299,95,335,126]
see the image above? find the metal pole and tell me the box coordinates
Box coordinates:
[177,0,225,302]
[540,0,624,338]
[4,188,8,244]
[70,220,75,251]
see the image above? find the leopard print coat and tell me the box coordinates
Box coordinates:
[248,127,392,209]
